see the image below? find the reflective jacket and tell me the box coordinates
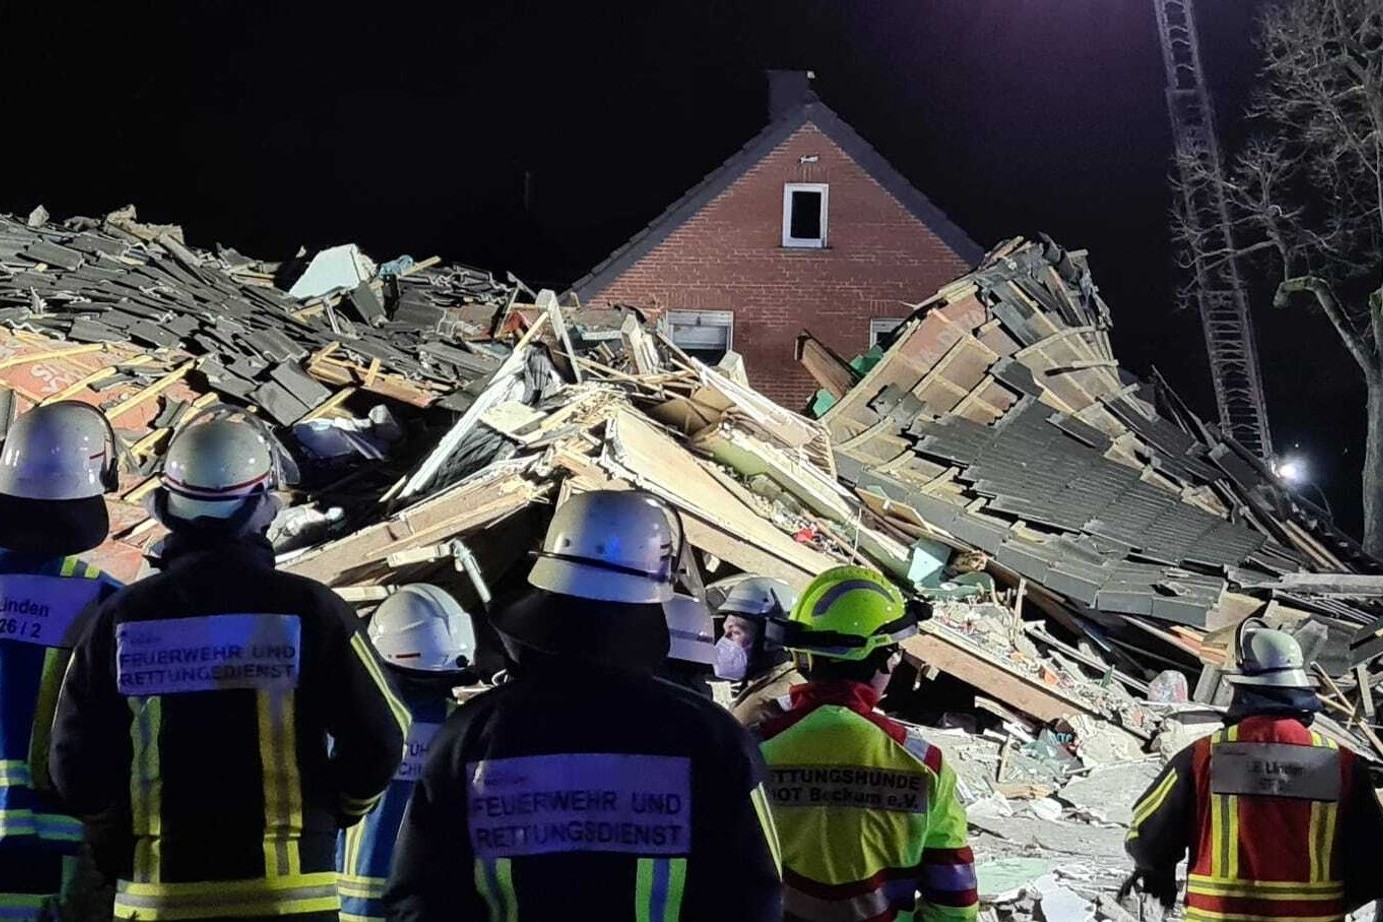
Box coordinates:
[337,691,452,922]
[0,550,122,919]
[49,534,410,922]
[385,658,783,921]
[1126,714,1383,921]
[759,681,979,922]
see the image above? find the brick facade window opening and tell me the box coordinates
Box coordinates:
[667,310,734,364]
[869,318,905,348]
[783,183,829,248]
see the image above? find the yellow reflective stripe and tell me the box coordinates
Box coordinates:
[1188,874,1342,896]
[350,635,411,738]
[129,697,163,883]
[665,857,687,921]
[474,858,517,922]
[117,872,338,898]
[337,874,386,899]
[257,689,303,880]
[1130,767,1178,830]
[1210,725,1241,880]
[634,857,687,922]
[342,820,364,877]
[27,646,69,793]
[635,858,654,922]
[59,557,78,578]
[1188,883,1344,900]
[749,783,782,875]
[1186,910,1343,922]
[0,807,83,840]
[341,914,383,922]
[0,760,32,786]
[114,872,339,920]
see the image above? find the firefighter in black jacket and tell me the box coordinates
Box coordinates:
[49,407,410,922]
[384,490,783,921]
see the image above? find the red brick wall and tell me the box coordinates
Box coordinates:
[584,122,975,409]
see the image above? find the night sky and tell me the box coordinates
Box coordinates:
[1,2,1364,534]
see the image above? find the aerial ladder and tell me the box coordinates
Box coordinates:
[1153,0,1274,459]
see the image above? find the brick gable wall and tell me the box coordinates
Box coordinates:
[584,122,974,408]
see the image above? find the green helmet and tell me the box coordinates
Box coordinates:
[769,566,917,662]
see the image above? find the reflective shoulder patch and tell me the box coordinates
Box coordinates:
[396,722,442,783]
[766,763,930,813]
[1210,741,1341,801]
[467,752,692,859]
[115,613,301,696]
[0,573,105,649]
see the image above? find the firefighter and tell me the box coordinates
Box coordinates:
[659,592,717,697]
[760,566,979,922]
[0,403,125,920]
[1123,618,1383,920]
[338,583,477,922]
[384,490,783,920]
[49,406,410,922]
[712,575,800,731]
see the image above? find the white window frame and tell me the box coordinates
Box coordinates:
[782,183,829,249]
[667,309,734,361]
[869,317,905,347]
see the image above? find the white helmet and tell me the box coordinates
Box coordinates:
[159,406,296,523]
[369,584,475,673]
[718,576,797,623]
[664,594,715,666]
[0,401,118,501]
[1227,619,1312,690]
[528,490,679,603]
[0,401,120,554]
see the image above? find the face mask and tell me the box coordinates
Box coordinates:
[714,636,750,681]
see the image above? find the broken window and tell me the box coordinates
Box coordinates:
[782,183,828,248]
[668,310,733,364]
[869,317,904,348]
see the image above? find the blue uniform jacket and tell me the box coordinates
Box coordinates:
[0,550,122,909]
[337,691,451,922]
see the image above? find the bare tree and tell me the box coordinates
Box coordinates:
[1175,0,1383,554]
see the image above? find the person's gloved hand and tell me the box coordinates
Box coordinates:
[1117,868,1177,910]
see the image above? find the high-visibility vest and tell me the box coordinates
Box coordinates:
[1185,719,1350,922]
[0,552,117,917]
[337,694,452,922]
[759,681,978,922]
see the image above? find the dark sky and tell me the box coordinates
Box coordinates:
[0,1,1365,535]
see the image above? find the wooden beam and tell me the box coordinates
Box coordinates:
[0,343,107,371]
[795,333,856,399]
[106,360,196,420]
[43,355,154,404]
[901,626,1101,725]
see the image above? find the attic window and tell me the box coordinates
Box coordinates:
[783,183,828,248]
[869,318,904,348]
[668,310,733,364]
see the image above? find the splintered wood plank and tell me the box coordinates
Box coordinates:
[901,627,1099,723]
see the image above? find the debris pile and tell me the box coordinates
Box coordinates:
[4,209,1383,911]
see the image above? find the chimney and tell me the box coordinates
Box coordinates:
[767,69,814,121]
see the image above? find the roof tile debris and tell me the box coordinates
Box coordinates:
[10,208,1383,902]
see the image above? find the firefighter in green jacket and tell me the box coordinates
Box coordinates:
[759,566,978,922]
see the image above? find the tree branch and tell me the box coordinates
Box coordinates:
[1275,274,1379,376]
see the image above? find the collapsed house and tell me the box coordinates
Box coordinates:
[4,208,1382,913]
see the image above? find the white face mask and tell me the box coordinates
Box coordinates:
[714,636,750,681]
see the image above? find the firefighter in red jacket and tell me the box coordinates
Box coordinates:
[1124,618,1383,921]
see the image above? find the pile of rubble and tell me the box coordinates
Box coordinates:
[5,208,1383,915]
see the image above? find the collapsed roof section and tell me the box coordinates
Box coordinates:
[806,236,1379,639]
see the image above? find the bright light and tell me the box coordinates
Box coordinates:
[1274,457,1307,484]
